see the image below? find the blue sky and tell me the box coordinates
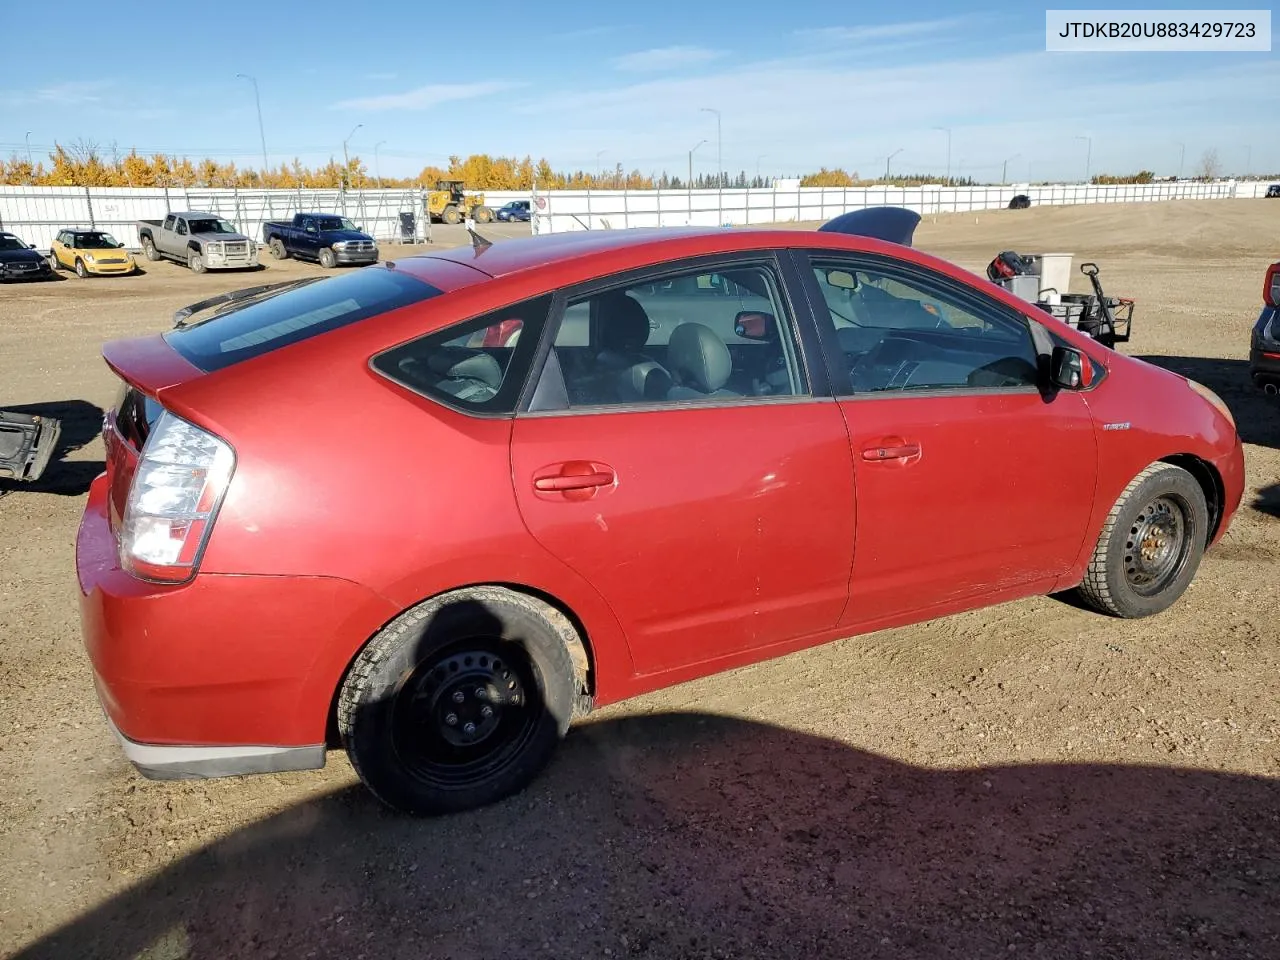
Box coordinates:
[2,0,1276,182]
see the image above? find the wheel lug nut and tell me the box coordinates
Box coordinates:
[463,722,477,735]
[475,687,487,700]
[481,705,493,718]
[452,690,465,704]
[510,693,522,706]
[445,713,458,726]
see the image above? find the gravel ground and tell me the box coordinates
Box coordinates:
[1,202,1277,960]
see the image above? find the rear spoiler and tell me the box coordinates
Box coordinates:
[818,206,921,247]
[171,278,321,328]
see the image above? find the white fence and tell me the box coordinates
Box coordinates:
[0,186,454,252]
[530,179,1272,234]
[0,180,1271,250]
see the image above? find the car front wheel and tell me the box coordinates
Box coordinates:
[318,247,336,268]
[1076,462,1209,618]
[337,587,584,816]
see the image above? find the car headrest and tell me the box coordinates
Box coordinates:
[598,293,651,353]
[423,348,503,389]
[667,322,732,393]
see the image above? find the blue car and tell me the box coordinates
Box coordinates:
[495,200,531,222]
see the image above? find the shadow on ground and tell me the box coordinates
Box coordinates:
[1254,483,1280,519]
[1137,355,1280,450]
[15,712,1280,960]
[0,399,103,498]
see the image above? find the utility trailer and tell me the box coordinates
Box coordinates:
[987,251,1133,348]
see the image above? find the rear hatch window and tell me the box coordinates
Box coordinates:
[164,267,442,371]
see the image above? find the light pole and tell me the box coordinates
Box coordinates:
[374,140,386,188]
[700,107,721,187]
[1176,142,1185,179]
[689,139,707,189]
[342,123,362,188]
[1002,153,1021,185]
[1074,135,1092,182]
[24,131,33,168]
[755,154,767,184]
[885,148,903,181]
[236,74,268,177]
[933,127,951,184]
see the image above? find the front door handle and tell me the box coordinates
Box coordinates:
[532,461,616,495]
[861,439,921,461]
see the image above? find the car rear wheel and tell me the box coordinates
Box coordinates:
[318,247,336,269]
[269,238,288,260]
[338,587,584,816]
[142,236,160,261]
[74,258,88,279]
[188,251,206,274]
[1076,462,1208,618]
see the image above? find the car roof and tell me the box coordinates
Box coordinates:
[397,227,744,280]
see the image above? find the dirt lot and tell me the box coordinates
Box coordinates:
[1,202,1277,960]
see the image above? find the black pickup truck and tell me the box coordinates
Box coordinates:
[262,214,378,268]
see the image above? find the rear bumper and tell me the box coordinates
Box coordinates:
[1250,307,1280,385]
[76,474,395,774]
[103,711,324,780]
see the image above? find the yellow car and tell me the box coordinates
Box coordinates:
[50,229,138,278]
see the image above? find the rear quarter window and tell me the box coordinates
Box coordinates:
[164,267,441,371]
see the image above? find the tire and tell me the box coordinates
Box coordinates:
[318,247,336,269]
[442,205,462,225]
[142,236,160,262]
[74,258,88,279]
[473,205,494,224]
[269,238,288,260]
[49,252,61,272]
[1076,462,1209,618]
[338,586,583,816]
[188,250,206,274]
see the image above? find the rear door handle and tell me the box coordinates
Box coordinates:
[532,461,616,493]
[861,440,921,461]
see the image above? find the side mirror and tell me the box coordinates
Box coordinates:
[305,225,317,234]
[734,311,776,340]
[1050,345,1094,390]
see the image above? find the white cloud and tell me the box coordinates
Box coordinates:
[794,17,971,44]
[0,81,110,107]
[333,81,520,111]
[510,52,1280,182]
[612,46,727,72]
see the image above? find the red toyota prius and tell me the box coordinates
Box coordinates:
[77,211,1244,815]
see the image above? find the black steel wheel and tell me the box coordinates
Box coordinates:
[1077,462,1208,618]
[1122,494,1192,597]
[390,643,541,790]
[338,587,586,816]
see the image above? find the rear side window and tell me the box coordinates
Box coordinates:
[165,268,441,371]
[372,294,552,415]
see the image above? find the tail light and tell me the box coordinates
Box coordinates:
[119,410,235,583]
[1265,263,1279,308]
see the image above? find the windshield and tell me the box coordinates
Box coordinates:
[0,235,28,251]
[316,217,357,231]
[73,232,121,249]
[186,218,238,235]
[165,267,443,371]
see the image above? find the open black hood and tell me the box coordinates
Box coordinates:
[818,206,921,247]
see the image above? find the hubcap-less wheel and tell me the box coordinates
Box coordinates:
[391,643,539,789]
[1123,495,1190,597]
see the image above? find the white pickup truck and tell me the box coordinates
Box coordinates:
[136,212,259,273]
